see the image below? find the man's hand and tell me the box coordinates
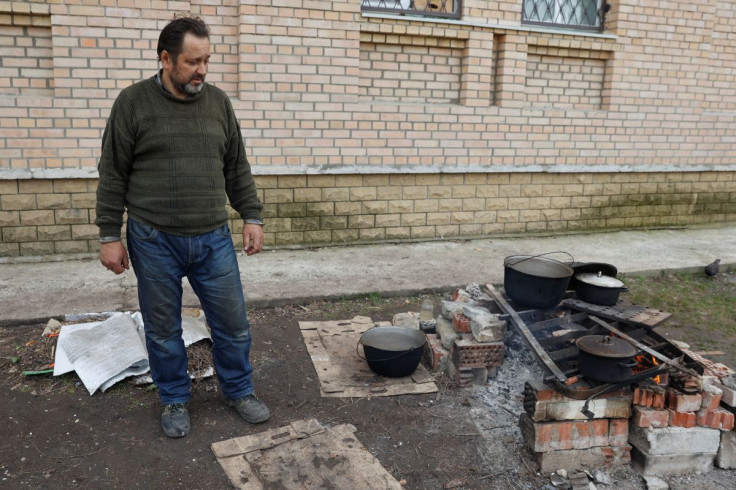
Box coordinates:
[100,241,130,274]
[242,223,264,256]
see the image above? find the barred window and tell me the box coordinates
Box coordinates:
[522,0,608,31]
[361,0,461,20]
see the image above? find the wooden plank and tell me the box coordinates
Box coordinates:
[298,316,437,398]
[212,421,402,490]
[485,284,568,382]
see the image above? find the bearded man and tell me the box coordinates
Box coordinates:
[95,16,269,438]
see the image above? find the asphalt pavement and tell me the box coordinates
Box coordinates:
[1,224,735,325]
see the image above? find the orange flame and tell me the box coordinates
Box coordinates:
[633,355,661,384]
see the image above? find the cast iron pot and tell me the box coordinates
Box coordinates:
[575,272,628,306]
[576,335,638,383]
[504,253,574,309]
[569,262,618,291]
[358,326,426,378]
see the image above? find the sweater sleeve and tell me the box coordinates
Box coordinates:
[95,92,136,238]
[222,97,263,222]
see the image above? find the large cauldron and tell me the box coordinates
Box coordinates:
[576,335,638,383]
[358,326,426,378]
[504,253,574,309]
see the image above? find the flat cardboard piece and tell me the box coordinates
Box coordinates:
[211,419,402,490]
[299,316,437,398]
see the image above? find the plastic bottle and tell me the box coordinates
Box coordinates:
[419,298,434,321]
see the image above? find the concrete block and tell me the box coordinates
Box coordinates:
[392,312,419,329]
[632,406,669,428]
[435,315,457,351]
[720,384,736,407]
[534,445,631,473]
[631,445,715,476]
[628,425,721,456]
[716,430,736,469]
[441,300,473,320]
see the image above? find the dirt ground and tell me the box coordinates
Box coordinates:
[2,288,736,489]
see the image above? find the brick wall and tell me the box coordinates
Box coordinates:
[2,171,734,256]
[0,0,735,258]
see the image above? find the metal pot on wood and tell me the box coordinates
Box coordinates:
[575,272,628,306]
[576,335,638,383]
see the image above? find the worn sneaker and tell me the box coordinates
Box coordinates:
[161,403,190,438]
[223,394,270,424]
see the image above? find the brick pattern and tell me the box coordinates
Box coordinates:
[0,14,53,96]
[1,170,735,257]
[526,50,606,110]
[359,39,464,104]
[1,0,736,256]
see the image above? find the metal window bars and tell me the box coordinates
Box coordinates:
[361,0,462,20]
[522,0,608,31]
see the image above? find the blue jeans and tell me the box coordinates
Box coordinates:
[127,218,253,405]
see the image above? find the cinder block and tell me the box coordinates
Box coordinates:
[632,406,669,428]
[716,430,736,469]
[628,425,721,456]
[631,445,715,476]
[519,413,610,452]
[534,445,631,473]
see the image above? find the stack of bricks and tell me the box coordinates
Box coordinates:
[425,287,506,387]
[629,379,736,475]
[519,380,633,473]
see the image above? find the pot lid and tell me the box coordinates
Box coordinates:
[576,272,625,288]
[576,335,637,358]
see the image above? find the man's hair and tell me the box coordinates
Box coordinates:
[157,15,210,61]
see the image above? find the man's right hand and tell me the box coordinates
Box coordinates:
[100,241,130,275]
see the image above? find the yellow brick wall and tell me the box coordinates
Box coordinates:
[1,172,734,256]
[0,0,735,258]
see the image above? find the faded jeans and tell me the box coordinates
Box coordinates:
[127,218,253,405]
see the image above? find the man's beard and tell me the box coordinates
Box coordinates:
[171,64,205,96]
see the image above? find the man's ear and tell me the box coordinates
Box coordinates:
[160,50,173,70]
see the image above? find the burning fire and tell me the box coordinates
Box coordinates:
[633,354,661,383]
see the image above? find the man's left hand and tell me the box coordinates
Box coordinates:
[242,223,264,256]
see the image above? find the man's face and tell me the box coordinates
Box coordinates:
[161,33,210,98]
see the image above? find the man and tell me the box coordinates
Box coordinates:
[95,16,269,438]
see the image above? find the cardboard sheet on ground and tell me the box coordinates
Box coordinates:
[299,315,437,397]
[211,418,402,490]
[54,309,211,394]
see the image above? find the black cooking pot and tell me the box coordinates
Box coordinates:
[358,326,426,378]
[575,272,628,306]
[576,335,638,383]
[569,262,618,291]
[504,253,574,309]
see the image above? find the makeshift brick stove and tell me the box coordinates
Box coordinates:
[428,283,736,477]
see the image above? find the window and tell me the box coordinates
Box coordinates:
[522,0,608,31]
[361,0,462,20]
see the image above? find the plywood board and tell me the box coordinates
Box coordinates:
[212,419,402,490]
[299,316,437,397]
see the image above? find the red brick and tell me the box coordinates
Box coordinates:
[452,312,471,333]
[519,413,611,452]
[425,335,448,372]
[698,408,735,430]
[667,389,702,412]
[700,385,723,412]
[669,409,697,428]
[609,418,629,446]
[634,384,666,408]
[632,406,669,428]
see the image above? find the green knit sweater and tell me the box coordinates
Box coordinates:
[95,75,262,238]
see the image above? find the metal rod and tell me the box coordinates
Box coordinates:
[485,283,568,382]
[588,315,700,378]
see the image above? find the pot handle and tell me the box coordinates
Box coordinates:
[620,286,629,293]
[618,359,638,369]
[504,251,576,267]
